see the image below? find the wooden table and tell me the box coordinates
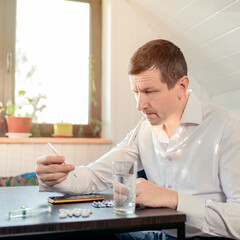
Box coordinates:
[0,186,186,239]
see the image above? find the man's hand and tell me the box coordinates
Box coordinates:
[36,155,75,187]
[136,178,178,209]
[113,181,130,205]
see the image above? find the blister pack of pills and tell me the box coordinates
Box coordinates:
[92,200,114,208]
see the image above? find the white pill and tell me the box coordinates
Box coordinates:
[59,211,68,218]
[67,210,74,217]
[82,211,90,217]
[73,210,82,217]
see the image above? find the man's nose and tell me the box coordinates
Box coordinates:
[136,93,148,111]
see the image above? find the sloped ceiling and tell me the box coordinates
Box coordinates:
[126,0,240,111]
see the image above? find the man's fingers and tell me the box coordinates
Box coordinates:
[113,181,130,195]
[39,163,75,174]
[37,155,65,165]
[43,175,68,187]
[39,172,68,182]
[36,154,75,187]
[113,181,131,205]
[113,181,129,205]
[37,170,70,186]
[114,191,128,205]
[36,154,75,175]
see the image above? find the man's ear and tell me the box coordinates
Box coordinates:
[176,76,189,99]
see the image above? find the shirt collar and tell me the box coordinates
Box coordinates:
[151,124,169,143]
[180,90,202,125]
[151,90,202,143]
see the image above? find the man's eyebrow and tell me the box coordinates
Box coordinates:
[131,87,154,92]
[143,87,152,91]
[140,86,155,92]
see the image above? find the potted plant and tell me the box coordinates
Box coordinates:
[1,90,46,137]
[5,99,32,136]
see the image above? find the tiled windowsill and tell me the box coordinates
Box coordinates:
[0,137,112,144]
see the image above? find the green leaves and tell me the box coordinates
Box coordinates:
[6,100,15,116]
[18,90,26,96]
[0,102,5,114]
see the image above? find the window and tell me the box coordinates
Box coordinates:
[0,0,102,137]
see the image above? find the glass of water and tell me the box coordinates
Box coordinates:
[112,161,137,215]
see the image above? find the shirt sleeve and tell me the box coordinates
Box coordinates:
[177,193,240,239]
[39,129,141,194]
[177,112,240,239]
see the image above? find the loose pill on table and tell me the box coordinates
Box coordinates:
[67,210,74,217]
[73,209,82,217]
[59,211,68,218]
[82,210,90,218]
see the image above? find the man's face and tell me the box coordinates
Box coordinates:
[130,68,180,126]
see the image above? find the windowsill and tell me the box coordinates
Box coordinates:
[0,137,112,144]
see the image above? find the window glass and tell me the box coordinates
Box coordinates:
[15,0,90,124]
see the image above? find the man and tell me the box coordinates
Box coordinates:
[36,39,240,239]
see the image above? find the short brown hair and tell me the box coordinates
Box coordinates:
[128,39,188,89]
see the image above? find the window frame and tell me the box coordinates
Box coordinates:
[0,0,102,138]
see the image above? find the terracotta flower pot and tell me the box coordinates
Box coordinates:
[5,116,32,133]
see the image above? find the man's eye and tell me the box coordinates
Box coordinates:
[147,91,153,94]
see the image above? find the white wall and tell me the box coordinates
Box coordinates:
[0,143,111,177]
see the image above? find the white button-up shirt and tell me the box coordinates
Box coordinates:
[48,91,240,239]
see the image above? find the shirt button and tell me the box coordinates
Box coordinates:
[166,156,172,161]
[167,185,172,189]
